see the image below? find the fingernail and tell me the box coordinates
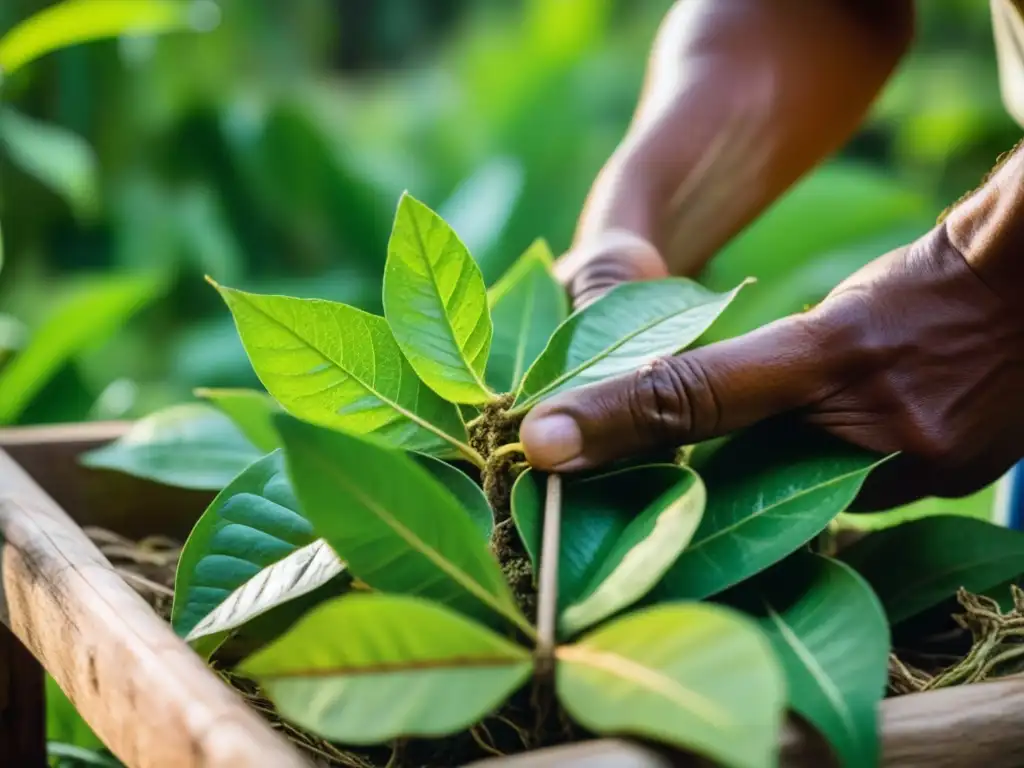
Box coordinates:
[521,413,583,469]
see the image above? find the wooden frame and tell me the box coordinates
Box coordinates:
[2,423,1024,768]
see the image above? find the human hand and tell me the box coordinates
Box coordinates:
[524,221,1024,512]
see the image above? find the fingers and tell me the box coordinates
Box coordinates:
[521,313,839,471]
[553,231,669,310]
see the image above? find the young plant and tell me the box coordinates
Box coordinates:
[84,193,1024,768]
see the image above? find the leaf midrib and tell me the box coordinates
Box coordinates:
[235,291,467,454]
[685,464,875,555]
[517,290,731,409]
[256,654,530,680]
[306,446,534,638]
[763,604,857,747]
[406,211,491,395]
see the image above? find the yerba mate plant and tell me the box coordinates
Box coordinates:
[84,194,1024,768]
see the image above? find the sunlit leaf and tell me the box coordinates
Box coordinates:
[195,387,282,453]
[485,239,568,393]
[79,403,262,491]
[839,515,1024,625]
[653,422,885,601]
[513,278,747,410]
[0,273,164,424]
[275,415,529,634]
[212,283,469,459]
[241,594,532,744]
[512,465,704,637]
[0,0,219,78]
[382,193,494,404]
[556,603,784,768]
[724,553,890,768]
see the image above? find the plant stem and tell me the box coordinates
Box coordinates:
[535,474,562,673]
[491,442,525,460]
[465,413,485,430]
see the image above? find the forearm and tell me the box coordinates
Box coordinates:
[572,0,915,276]
[946,139,1024,302]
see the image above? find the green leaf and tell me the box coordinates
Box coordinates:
[0,273,164,424]
[184,539,348,650]
[239,594,533,744]
[275,415,530,635]
[195,387,282,453]
[725,554,890,768]
[485,239,568,393]
[556,603,784,768]
[839,516,1024,625]
[170,451,318,658]
[211,283,471,460]
[0,0,219,77]
[0,108,99,220]
[512,465,705,637]
[653,422,884,602]
[513,278,747,410]
[411,453,494,539]
[80,403,262,491]
[382,193,494,404]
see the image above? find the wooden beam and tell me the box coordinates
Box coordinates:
[0,422,213,541]
[0,448,309,768]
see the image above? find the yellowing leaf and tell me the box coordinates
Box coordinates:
[557,603,784,768]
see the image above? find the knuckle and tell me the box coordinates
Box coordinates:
[626,357,719,442]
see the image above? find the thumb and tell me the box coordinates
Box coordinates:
[521,313,837,471]
[554,230,669,310]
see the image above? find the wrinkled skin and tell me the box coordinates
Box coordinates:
[520,0,1024,511]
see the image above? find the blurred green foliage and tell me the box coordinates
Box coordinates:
[0,0,1017,427]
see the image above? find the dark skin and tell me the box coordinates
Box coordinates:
[520,0,1024,511]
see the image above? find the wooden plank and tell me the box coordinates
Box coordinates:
[0,422,213,541]
[0,448,309,768]
[0,623,46,767]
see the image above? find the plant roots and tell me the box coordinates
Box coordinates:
[889,586,1024,695]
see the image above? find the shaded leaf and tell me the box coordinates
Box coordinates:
[0,108,99,220]
[653,421,884,601]
[212,283,469,459]
[512,465,705,637]
[275,415,529,634]
[382,193,494,404]
[556,603,784,768]
[513,278,747,409]
[411,453,493,539]
[485,239,568,393]
[171,451,319,658]
[725,553,890,768]
[839,516,1024,625]
[0,273,164,424]
[80,403,262,491]
[185,539,348,649]
[0,0,218,76]
[240,594,532,744]
[195,387,282,453]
